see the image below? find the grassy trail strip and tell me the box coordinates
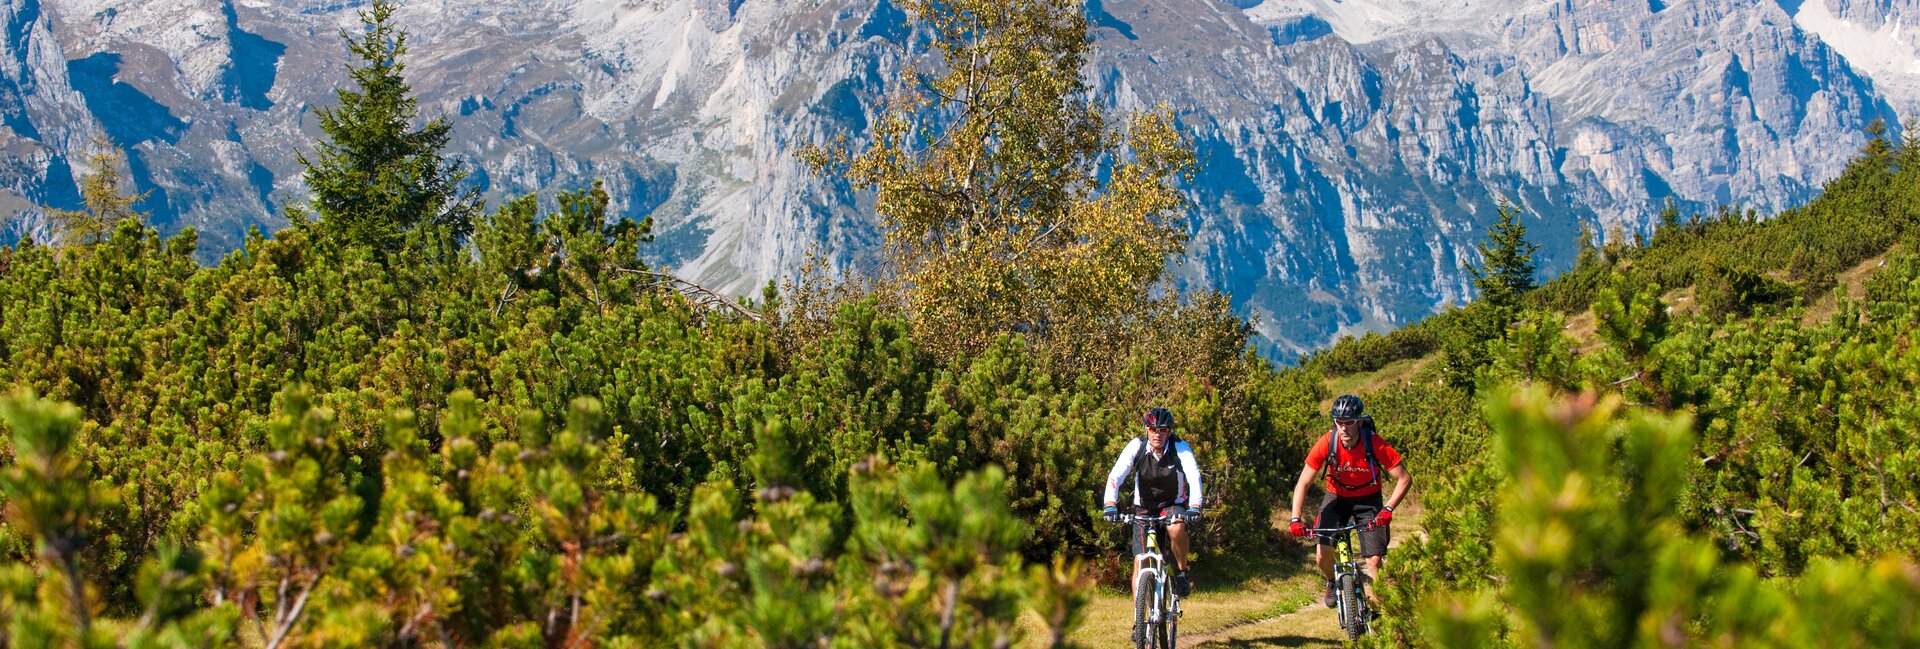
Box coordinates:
[1027,499,1425,647]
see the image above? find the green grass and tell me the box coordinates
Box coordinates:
[1234,591,1315,625]
[1323,354,1437,399]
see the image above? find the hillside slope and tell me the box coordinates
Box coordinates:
[1306,126,1918,381]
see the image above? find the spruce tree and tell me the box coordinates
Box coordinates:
[1444,199,1541,390]
[1573,222,1600,270]
[1467,198,1539,311]
[300,0,477,250]
[1653,197,1683,246]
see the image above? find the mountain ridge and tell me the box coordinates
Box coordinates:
[0,0,1906,358]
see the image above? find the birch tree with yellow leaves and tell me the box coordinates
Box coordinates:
[804,0,1196,360]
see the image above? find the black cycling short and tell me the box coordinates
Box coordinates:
[1130,505,1187,556]
[1315,492,1389,558]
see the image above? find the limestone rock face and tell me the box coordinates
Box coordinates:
[1792,0,1920,115]
[0,0,1904,357]
[2,0,95,238]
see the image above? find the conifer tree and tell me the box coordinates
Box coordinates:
[1574,222,1600,271]
[1439,301,1502,391]
[1858,118,1895,173]
[0,392,105,644]
[510,397,669,645]
[0,391,238,648]
[1467,199,1538,311]
[1444,199,1541,390]
[300,0,478,250]
[1657,197,1681,232]
[1589,271,1671,408]
[1413,388,1920,648]
[1485,310,1576,390]
[1650,197,1686,248]
[46,138,148,248]
[199,387,366,649]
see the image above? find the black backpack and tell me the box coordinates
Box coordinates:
[1322,415,1383,490]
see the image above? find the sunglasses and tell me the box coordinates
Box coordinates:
[1146,425,1171,433]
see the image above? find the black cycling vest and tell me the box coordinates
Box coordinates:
[1132,438,1187,510]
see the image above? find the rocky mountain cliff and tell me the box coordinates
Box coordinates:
[0,0,1905,358]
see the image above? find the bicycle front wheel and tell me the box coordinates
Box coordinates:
[1339,573,1364,640]
[1162,595,1178,649]
[1134,571,1157,649]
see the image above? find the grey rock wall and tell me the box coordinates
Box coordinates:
[0,0,1904,358]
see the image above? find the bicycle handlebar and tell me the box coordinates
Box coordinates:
[1304,521,1370,534]
[1117,512,1183,525]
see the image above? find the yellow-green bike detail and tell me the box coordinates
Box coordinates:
[1310,520,1372,641]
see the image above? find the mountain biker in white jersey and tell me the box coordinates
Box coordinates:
[1102,407,1203,597]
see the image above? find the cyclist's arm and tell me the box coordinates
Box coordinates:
[1384,463,1412,511]
[1175,440,1202,510]
[1103,438,1143,507]
[1290,438,1328,521]
[1288,464,1317,521]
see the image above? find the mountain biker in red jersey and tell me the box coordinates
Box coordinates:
[1287,394,1412,609]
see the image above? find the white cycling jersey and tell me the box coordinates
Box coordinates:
[1102,437,1203,510]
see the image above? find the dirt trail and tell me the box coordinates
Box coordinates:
[1173,498,1425,649]
[1177,604,1345,648]
[1046,492,1425,648]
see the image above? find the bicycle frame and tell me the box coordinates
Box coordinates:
[1308,520,1370,639]
[1121,512,1182,649]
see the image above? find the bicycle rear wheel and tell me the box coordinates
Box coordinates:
[1339,573,1363,641]
[1134,571,1156,649]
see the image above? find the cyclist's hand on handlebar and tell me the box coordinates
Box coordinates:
[1102,506,1121,522]
[1181,508,1203,524]
[1371,507,1394,529]
[1288,518,1308,537]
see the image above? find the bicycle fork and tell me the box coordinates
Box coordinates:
[1142,566,1164,624]
[1335,541,1365,629]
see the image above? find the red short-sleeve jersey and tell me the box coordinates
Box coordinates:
[1305,430,1403,498]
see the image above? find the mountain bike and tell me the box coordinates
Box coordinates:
[1308,520,1372,640]
[1118,512,1183,649]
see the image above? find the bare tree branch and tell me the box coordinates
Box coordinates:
[492,282,518,318]
[615,268,763,322]
[937,578,959,649]
[266,573,321,649]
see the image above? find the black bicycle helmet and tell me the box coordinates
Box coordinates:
[1142,407,1174,429]
[1330,394,1364,420]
